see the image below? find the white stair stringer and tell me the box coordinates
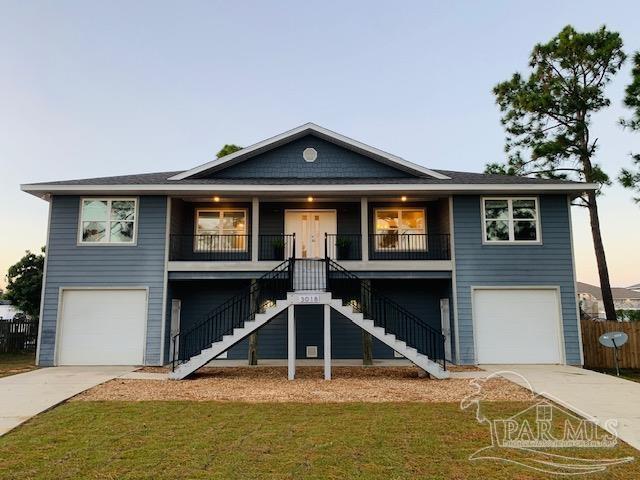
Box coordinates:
[169,299,290,380]
[330,299,449,379]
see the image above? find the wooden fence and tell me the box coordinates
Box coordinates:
[0,320,38,354]
[581,319,640,369]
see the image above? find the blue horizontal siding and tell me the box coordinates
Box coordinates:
[39,195,167,366]
[452,195,580,365]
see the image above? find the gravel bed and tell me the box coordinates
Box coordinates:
[74,366,529,403]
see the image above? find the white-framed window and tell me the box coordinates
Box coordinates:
[374,208,426,251]
[482,197,541,243]
[78,198,137,244]
[194,208,248,251]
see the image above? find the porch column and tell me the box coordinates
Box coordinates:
[252,197,259,262]
[324,304,331,380]
[287,305,296,380]
[360,197,369,262]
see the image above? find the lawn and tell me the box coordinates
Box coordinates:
[0,401,636,480]
[0,352,36,378]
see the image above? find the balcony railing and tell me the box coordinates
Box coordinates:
[325,234,362,261]
[169,234,251,261]
[369,234,450,260]
[258,234,296,261]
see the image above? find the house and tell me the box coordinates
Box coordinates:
[21,123,595,379]
[577,282,640,319]
[0,300,22,320]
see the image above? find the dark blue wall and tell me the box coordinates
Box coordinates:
[208,134,415,179]
[40,195,167,366]
[452,194,580,364]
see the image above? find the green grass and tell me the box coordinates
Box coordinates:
[0,352,36,378]
[0,401,637,479]
[590,368,640,383]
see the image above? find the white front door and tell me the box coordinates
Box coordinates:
[169,299,181,360]
[285,210,337,258]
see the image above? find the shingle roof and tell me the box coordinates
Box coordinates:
[27,169,588,186]
[577,282,640,300]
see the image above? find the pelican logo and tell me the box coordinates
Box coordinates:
[461,372,634,475]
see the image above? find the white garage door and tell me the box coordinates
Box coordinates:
[473,288,562,364]
[58,289,147,365]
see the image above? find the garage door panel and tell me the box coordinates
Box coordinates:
[474,289,562,364]
[58,289,146,365]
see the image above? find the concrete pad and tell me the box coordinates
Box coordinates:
[0,366,135,436]
[481,364,640,451]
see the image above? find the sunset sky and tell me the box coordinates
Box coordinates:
[1,1,638,289]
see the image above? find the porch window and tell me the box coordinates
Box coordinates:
[374,208,426,251]
[482,197,540,243]
[195,209,247,251]
[79,198,137,244]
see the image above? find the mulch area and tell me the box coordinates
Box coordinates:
[73,366,530,403]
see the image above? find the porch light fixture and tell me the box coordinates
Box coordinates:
[213,196,220,202]
[401,196,407,202]
[307,196,314,202]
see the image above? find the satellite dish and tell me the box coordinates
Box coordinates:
[598,331,628,376]
[598,331,629,348]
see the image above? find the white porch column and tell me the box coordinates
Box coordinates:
[360,197,369,262]
[251,197,259,262]
[324,304,331,380]
[287,305,296,380]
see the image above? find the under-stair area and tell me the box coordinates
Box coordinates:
[169,258,449,380]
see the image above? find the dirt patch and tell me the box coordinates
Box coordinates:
[75,366,529,403]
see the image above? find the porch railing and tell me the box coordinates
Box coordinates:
[258,234,296,261]
[325,234,362,261]
[169,234,251,261]
[368,234,450,260]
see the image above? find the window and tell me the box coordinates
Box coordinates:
[195,209,247,251]
[79,198,137,244]
[482,197,540,243]
[374,208,426,250]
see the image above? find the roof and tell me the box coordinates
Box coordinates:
[628,283,640,290]
[21,123,598,197]
[577,282,640,300]
[168,123,450,180]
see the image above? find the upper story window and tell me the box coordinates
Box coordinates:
[195,208,247,251]
[374,208,426,251]
[79,198,137,244]
[482,197,540,244]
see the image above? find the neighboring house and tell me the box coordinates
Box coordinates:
[577,282,640,319]
[21,123,595,378]
[0,300,22,320]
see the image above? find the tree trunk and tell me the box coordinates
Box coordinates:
[362,331,373,366]
[586,191,617,321]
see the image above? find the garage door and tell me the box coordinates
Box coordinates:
[473,288,562,364]
[57,289,147,365]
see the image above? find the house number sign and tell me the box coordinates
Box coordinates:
[295,294,321,304]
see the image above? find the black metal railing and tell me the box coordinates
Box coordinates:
[259,234,296,261]
[325,233,362,260]
[368,234,450,260]
[326,258,446,368]
[291,258,327,291]
[169,234,251,261]
[172,259,293,371]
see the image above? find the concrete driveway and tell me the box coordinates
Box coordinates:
[481,364,640,451]
[0,366,135,436]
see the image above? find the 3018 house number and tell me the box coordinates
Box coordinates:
[296,294,321,303]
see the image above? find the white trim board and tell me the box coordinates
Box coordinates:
[167,123,450,181]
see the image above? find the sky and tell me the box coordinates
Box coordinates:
[0,0,639,289]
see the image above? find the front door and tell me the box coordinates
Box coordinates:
[285,210,337,258]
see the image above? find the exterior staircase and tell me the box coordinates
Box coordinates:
[169,257,448,380]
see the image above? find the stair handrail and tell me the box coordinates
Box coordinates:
[172,258,292,371]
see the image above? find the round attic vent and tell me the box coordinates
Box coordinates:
[303,147,318,162]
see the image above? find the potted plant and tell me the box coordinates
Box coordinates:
[271,238,286,259]
[335,236,352,259]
